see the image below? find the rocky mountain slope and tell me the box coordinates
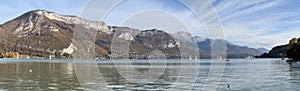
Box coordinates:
[0,10,111,58]
[0,10,264,59]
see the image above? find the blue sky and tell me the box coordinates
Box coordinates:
[0,0,300,49]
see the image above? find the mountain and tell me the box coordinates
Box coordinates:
[259,38,300,59]
[0,10,264,59]
[172,32,263,58]
[173,31,194,42]
[197,39,263,58]
[0,10,112,58]
[256,48,269,53]
[0,10,184,59]
[259,45,288,58]
[128,29,181,59]
[0,27,5,42]
[193,36,204,42]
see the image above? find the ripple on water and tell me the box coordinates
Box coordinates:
[48,87,58,90]
[106,85,126,89]
[0,59,300,90]
[0,82,9,85]
[83,82,97,85]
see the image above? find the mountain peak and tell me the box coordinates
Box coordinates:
[31,10,112,34]
[31,10,60,16]
[2,10,113,35]
[29,10,82,23]
[31,9,52,14]
[30,10,77,20]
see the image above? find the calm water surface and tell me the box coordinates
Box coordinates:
[0,58,299,91]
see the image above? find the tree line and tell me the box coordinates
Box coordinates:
[287,37,300,60]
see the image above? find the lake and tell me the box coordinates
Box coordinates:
[0,58,299,91]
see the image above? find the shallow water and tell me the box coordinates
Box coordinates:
[0,58,299,91]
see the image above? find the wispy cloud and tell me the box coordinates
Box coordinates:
[212,0,273,21]
[209,0,300,49]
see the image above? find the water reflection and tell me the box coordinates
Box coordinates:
[0,59,299,90]
[0,61,81,91]
[98,62,192,90]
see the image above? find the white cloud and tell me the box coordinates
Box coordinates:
[221,0,282,22]
[206,0,300,49]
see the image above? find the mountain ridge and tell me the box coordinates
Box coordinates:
[0,10,264,59]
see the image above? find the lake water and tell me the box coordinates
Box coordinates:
[0,58,299,91]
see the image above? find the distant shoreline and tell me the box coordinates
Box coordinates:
[0,57,285,60]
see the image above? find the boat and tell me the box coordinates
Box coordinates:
[246,56,253,59]
[49,55,52,60]
[218,56,223,60]
[292,62,300,68]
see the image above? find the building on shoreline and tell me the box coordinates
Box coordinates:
[0,52,20,58]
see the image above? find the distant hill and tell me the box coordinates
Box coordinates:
[259,45,288,58]
[197,39,263,58]
[259,38,300,59]
[256,48,269,53]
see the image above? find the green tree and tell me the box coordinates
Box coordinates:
[287,37,300,60]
